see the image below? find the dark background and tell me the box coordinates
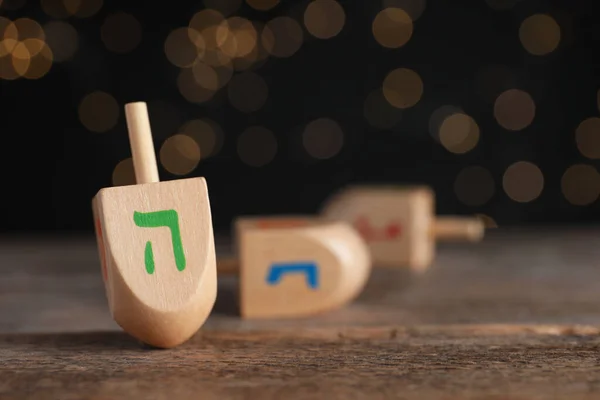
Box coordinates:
[0,0,598,235]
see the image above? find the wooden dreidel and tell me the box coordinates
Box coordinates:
[231,214,313,252]
[319,185,484,271]
[219,220,371,319]
[91,102,217,348]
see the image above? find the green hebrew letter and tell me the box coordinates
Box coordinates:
[133,210,186,275]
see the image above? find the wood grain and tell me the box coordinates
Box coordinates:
[2,227,600,399]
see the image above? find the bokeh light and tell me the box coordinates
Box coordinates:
[245,0,279,11]
[178,67,215,104]
[43,21,78,62]
[231,22,269,71]
[237,126,278,167]
[475,214,498,228]
[262,17,303,58]
[494,89,536,131]
[561,164,600,206]
[372,7,413,49]
[454,166,495,206]
[502,161,544,203]
[0,18,50,79]
[429,105,462,141]
[179,119,223,159]
[20,42,53,79]
[438,112,480,154]
[364,88,403,129]
[112,158,136,186]
[304,0,346,39]
[303,118,344,160]
[164,27,204,68]
[382,68,423,109]
[218,17,258,59]
[227,72,268,113]
[101,12,142,54]
[78,91,119,133]
[159,134,201,176]
[192,61,220,91]
[575,117,600,159]
[382,0,426,21]
[519,14,561,56]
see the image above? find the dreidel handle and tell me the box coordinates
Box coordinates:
[125,102,160,184]
[432,216,484,241]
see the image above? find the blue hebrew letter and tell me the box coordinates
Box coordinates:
[266,262,319,289]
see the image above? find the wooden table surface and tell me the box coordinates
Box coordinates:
[2,228,600,399]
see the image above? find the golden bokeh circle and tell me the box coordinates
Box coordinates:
[493,89,535,131]
[112,158,136,187]
[372,7,413,49]
[561,164,600,206]
[178,67,215,104]
[439,113,480,154]
[575,117,600,160]
[303,118,344,160]
[519,14,561,56]
[22,42,53,79]
[159,134,202,176]
[165,27,204,68]
[44,21,79,62]
[79,91,119,133]
[262,17,303,58]
[304,0,346,39]
[502,161,544,203]
[382,68,423,109]
[180,119,220,159]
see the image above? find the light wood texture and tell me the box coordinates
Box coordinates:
[232,214,314,255]
[124,102,159,184]
[3,228,600,399]
[91,101,217,348]
[320,185,484,270]
[433,216,484,241]
[239,222,371,319]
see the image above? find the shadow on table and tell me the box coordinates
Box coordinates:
[209,266,418,317]
[211,276,240,317]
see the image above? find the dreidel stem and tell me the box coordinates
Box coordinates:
[432,216,484,241]
[125,102,160,184]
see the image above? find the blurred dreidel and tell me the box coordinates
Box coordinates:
[218,220,371,319]
[319,185,484,271]
[92,101,217,348]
